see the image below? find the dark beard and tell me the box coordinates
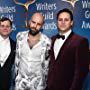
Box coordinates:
[29,28,40,36]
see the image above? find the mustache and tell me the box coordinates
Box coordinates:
[30,27,38,31]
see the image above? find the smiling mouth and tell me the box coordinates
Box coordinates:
[3,30,9,32]
[60,26,66,28]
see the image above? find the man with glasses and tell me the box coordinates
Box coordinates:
[0,17,16,90]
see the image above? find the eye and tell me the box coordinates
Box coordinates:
[64,18,69,21]
[32,21,36,24]
[58,18,62,21]
[37,23,42,26]
[0,25,11,28]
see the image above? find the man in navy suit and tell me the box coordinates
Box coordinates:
[46,8,89,90]
[0,17,16,90]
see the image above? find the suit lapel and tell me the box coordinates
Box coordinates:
[55,32,74,61]
[2,38,16,68]
[51,36,57,61]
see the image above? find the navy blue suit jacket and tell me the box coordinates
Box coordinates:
[0,38,16,90]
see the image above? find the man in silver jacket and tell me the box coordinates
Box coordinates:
[15,12,51,90]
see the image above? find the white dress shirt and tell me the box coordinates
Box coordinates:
[54,30,72,59]
[0,35,11,67]
[15,31,51,90]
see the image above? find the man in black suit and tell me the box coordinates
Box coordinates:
[46,8,89,90]
[0,17,16,90]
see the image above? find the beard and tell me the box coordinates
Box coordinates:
[29,28,40,36]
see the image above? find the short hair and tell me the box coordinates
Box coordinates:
[57,8,73,21]
[0,17,12,26]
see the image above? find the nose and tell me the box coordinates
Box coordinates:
[62,19,65,24]
[34,23,37,28]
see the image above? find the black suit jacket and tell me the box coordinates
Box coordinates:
[46,32,89,90]
[0,38,16,90]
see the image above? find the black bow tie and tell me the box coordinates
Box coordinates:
[56,34,65,40]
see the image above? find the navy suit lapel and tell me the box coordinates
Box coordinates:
[2,38,16,69]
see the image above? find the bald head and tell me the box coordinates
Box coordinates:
[31,12,44,24]
[29,12,44,36]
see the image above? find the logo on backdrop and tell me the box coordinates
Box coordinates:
[62,0,79,7]
[13,0,36,28]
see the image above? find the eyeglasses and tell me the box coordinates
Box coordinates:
[0,25,11,29]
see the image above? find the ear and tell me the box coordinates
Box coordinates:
[42,21,45,25]
[28,20,32,27]
[29,20,31,24]
[71,21,73,26]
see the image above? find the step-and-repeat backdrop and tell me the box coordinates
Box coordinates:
[0,0,90,46]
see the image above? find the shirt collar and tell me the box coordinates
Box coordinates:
[0,35,9,42]
[0,35,4,42]
[27,30,42,41]
[59,29,72,40]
